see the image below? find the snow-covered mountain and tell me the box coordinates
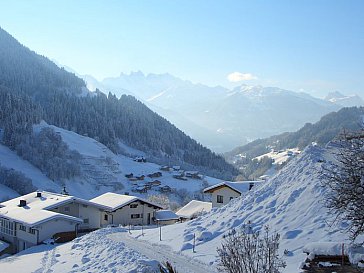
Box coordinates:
[84,72,340,152]
[325,91,364,107]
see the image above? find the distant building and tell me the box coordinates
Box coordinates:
[203,181,263,208]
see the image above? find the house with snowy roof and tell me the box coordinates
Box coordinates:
[90,192,163,226]
[154,210,179,225]
[0,191,164,254]
[203,181,263,208]
[176,200,212,220]
[0,191,108,253]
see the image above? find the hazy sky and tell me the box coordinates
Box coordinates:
[0,0,363,97]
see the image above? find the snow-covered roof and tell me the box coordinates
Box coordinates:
[90,192,163,211]
[303,242,348,256]
[0,240,9,253]
[155,210,179,221]
[0,191,105,227]
[176,200,212,219]
[203,181,263,194]
[0,206,82,227]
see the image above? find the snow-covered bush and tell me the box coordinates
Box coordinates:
[0,165,36,195]
[16,127,82,181]
[217,225,286,273]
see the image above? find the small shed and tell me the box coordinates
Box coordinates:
[155,210,179,225]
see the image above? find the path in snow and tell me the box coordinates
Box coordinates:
[108,231,216,273]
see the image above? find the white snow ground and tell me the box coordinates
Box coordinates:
[0,228,161,273]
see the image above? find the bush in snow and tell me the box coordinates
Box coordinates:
[0,164,36,195]
[321,129,364,241]
[16,127,81,181]
[217,225,286,273]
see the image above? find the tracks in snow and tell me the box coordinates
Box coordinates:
[108,231,216,273]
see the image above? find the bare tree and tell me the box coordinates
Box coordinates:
[321,129,364,241]
[217,225,285,273]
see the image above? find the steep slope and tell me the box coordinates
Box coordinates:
[0,27,235,179]
[124,144,354,272]
[89,72,340,152]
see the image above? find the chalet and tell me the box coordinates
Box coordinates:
[172,166,181,171]
[147,172,162,178]
[135,175,145,181]
[147,180,161,187]
[134,156,146,163]
[154,210,179,225]
[159,185,172,193]
[204,181,263,208]
[90,192,163,226]
[125,173,133,179]
[176,200,212,221]
[172,174,188,181]
[185,171,202,179]
[0,191,108,253]
[160,166,171,172]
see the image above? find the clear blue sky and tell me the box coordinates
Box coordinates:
[0,0,363,97]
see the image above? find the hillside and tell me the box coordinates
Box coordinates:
[86,72,340,152]
[0,26,236,179]
[0,121,222,206]
[225,107,364,169]
[119,144,361,272]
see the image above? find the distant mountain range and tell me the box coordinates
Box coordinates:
[81,72,359,152]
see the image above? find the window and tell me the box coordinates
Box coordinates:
[104,214,108,221]
[0,218,15,236]
[131,214,140,219]
[83,219,89,224]
[19,225,26,232]
[64,207,70,212]
[217,195,224,203]
[82,204,88,208]
[29,228,36,235]
[130,204,138,208]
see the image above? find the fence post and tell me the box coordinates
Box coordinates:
[193,233,195,253]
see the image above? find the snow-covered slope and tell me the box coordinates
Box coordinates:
[126,144,353,272]
[0,122,220,203]
[0,144,61,194]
